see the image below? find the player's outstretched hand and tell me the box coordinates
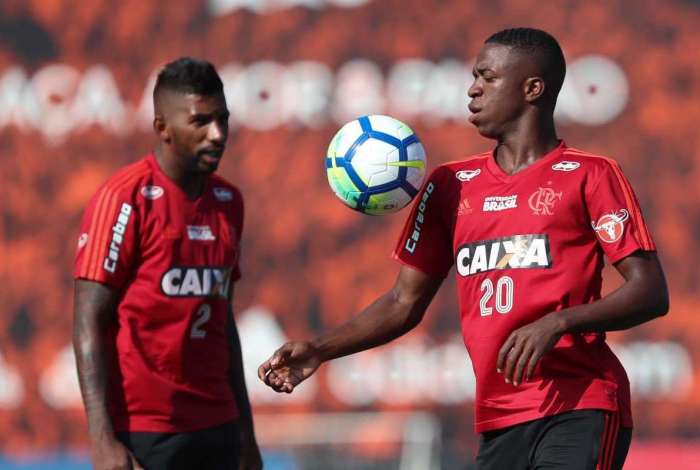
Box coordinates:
[496,313,565,387]
[258,341,321,393]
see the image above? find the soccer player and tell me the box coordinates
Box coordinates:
[258,28,669,470]
[73,58,262,470]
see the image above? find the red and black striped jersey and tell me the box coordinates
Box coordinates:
[75,154,244,432]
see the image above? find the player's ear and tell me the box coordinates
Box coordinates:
[153,114,171,143]
[524,77,545,103]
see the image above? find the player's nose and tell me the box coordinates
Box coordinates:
[207,120,227,145]
[467,79,482,98]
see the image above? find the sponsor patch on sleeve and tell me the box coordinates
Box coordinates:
[592,209,629,243]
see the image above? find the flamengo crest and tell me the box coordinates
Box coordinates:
[528,187,562,215]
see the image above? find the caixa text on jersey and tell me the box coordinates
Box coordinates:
[160,267,233,298]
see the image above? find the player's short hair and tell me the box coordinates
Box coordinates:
[486,28,566,100]
[153,57,224,101]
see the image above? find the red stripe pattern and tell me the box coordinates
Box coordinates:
[597,411,621,470]
[566,150,655,251]
[77,162,149,280]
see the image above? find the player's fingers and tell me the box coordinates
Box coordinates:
[271,381,288,393]
[503,338,524,384]
[525,349,543,382]
[258,360,273,381]
[270,369,291,388]
[267,371,289,393]
[263,369,279,386]
[272,381,289,393]
[512,344,533,386]
[263,367,286,389]
[271,343,295,367]
[497,334,517,373]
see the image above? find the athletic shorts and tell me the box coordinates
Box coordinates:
[476,409,631,470]
[117,420,240,470]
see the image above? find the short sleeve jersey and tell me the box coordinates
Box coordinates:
[394,142,655,433]
[74,154,244,433]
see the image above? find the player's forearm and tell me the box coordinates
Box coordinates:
[73,281,117,438]
[311,287,428,363]
[559,263,669,333]
[74,322,116,438]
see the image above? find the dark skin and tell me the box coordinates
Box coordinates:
[258,43,669,395]
[153,90,230,198]
[73,281,143,470]
[74,89,262,470]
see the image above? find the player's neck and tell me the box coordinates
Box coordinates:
[154,147,206,199]
[494,118,559,175]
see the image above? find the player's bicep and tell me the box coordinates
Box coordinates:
[611,251,670,321]
[614,251,668,293]
[73,279,120,330]
[392,264,444,311]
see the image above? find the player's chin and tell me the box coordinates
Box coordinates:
[472,120,499,139]
[468,113,488,134]
[195,157,221,174]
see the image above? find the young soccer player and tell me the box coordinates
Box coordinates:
[259,28,668,470]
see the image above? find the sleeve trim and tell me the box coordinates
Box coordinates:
[391,251,451,279]
[78,171,142,280]
[607,245,656,265]
[591,158,654,251]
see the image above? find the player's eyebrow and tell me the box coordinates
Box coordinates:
[473,65,496,76]
[189,110,230,122]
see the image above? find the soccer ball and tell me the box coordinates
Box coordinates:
[325,115,427,215]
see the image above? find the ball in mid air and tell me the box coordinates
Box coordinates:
[325,115,427,215]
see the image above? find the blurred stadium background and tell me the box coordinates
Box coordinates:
[1,0,699,468]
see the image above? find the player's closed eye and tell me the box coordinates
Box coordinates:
[191,115,213,127]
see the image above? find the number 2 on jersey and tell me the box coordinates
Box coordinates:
[479,276,514,316]
[190,303,211,339]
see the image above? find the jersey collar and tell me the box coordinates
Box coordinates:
[485,140,567,183]
[146,153,211,203]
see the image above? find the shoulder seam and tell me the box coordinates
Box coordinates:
[105,160,152,189]
[441,153,491,167]
[81,170,145,279]
[90,161,152,199]
[564,149,618,165]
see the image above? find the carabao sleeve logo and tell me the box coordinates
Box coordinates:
[103,203,133,273]
[592,209,629,243]
[404,182,435,254]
